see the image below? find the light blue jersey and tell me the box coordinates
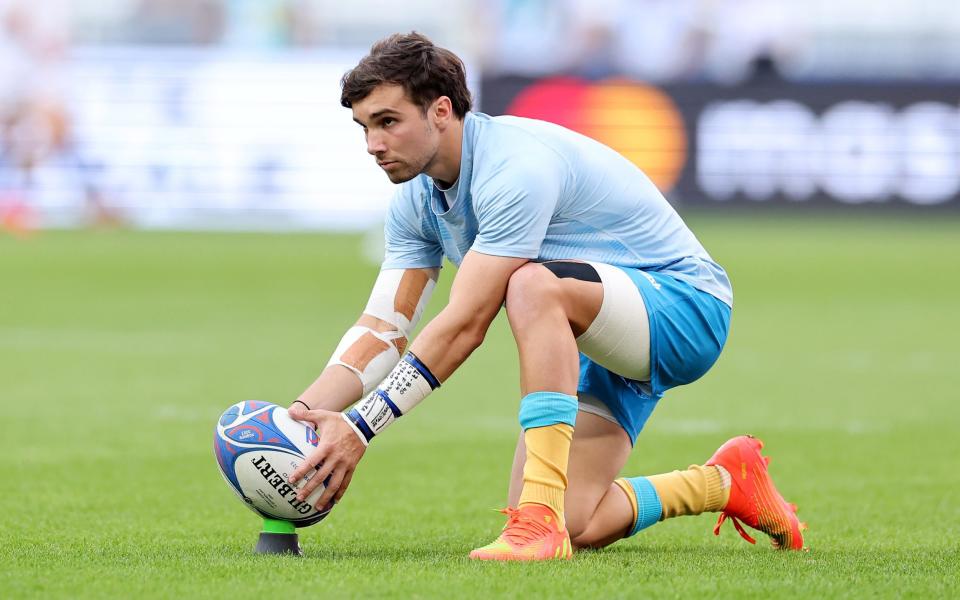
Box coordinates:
[382,112,732,307]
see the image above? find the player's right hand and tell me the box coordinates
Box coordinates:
[287,404,367,510]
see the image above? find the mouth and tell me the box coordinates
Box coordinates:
[378,160,399,169]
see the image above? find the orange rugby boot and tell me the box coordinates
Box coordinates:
[469,504,573,561]
[706,435,807,550]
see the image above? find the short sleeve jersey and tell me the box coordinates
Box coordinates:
[382,112,732,306]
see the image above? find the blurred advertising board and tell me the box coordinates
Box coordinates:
[0,47,474,231]
[481,77,960,209]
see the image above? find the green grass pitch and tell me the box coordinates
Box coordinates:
[2,215,958,598]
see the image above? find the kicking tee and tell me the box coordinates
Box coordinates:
[381,112,732,306]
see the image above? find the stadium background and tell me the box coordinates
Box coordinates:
[2,1,957,598]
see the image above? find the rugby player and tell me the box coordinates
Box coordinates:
[287,32,805,560]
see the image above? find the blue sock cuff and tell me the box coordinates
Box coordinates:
[625,477,662,537]
[518,392,578,430]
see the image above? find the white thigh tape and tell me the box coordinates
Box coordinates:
[575,262,652,381]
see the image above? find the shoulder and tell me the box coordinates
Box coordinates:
[473,114,564,162]
[470,115,567,194]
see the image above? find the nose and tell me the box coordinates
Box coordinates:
[366,130,386,156]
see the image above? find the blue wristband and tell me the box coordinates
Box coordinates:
[345,408,375,443]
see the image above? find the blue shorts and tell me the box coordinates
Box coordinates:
[577,269,731,444]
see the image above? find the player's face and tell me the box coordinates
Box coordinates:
[352,84,441,184]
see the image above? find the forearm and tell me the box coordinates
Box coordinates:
[339,302,489,444]
[342,252,519,444]
[297,365,363,411]
[408,302,491,382]
[297,315,405,411]
[310,298,492,415]
[296,267,438,412]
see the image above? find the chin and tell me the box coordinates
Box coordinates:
[386,169,419,184]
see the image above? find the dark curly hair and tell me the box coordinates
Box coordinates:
[340,32,472,118]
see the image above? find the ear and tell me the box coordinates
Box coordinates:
[433,96,453,128]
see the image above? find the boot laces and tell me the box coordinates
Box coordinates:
[499,507,552,546]
[714,512,757,545]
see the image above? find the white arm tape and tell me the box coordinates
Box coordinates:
[347,354,439,441]
[362,269,436,339]
[340,412,370,447]
[326,326,403,395]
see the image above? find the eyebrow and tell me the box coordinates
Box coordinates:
[353,109,401,127]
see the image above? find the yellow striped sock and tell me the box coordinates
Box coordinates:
[647,465,729,520]
[517,423,574,526]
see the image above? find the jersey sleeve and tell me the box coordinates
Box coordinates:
[470,155,562,259]
[382,186,444,269]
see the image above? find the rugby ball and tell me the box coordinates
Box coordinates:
[213,400,331,527]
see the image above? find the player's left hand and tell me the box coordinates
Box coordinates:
[287,404,367,510]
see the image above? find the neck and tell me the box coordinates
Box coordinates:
[425,117,464,188]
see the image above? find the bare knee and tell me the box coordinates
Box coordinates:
[566,503,604,549]
[505,263,564,328]
[564,506,593,542]
[567,480,635,550]
[570,530,604,550]
[569,519,628,550]
[564,499,613,548]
